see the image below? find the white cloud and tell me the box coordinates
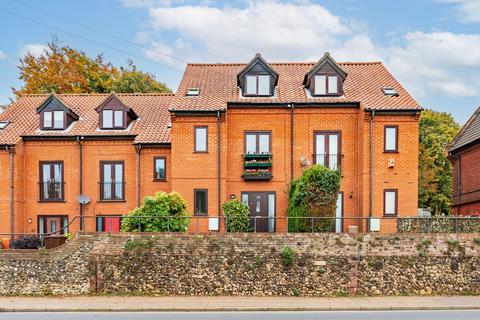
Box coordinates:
[442,0,480,23]
[133,0,480,99]
[0,51,6,60]
[386,32,480,98]
[19,44,48,58]
[144,1,381,66]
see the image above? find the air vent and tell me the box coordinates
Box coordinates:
[382,87,398,96]
[186,88,200,96]
[0,121,9,129]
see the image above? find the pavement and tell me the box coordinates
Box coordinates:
[0,296,479,312]
[2,311,480,320]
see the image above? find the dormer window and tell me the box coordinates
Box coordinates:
[102,110,124,129]
[96,93,137,130]
[43,110,65,129]
[0,121,9,129]
[305,52,347,97]
[238,53,278,97]
[314,75,338,95]
[37,94,78,130]
[245,74,271,96]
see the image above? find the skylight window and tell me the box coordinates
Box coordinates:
[186,88,200,96]
[382,87,398,96]
[0,121,9,129]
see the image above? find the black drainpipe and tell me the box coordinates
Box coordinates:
[368,110,375,231]
[217,110,221,220]
[457,154,461,211]
[6,145,14,241]
[136,144,142,207]
[290,103,295,181]
[76,136,84,231]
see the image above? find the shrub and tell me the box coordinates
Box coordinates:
[281,246,295,268]
[287,165,340,232]
[223,200,250,232]
[121,191,189,232]
[10,235,41,249]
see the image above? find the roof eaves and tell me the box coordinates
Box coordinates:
[448,106,480,152]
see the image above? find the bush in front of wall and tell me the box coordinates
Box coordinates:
[9,235,41,249]
[287,164,340,232]
[223,200,250,232]
[121,191,189,232]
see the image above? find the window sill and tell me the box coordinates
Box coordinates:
[153,179,167,182]
[383,150,399,154]
[193,213,208,216]
[193,151,209,154]
[382,214,398,218]
[40,128,67,131]
[98,200,126,203]
[311,93,342,97]
[39,200,66,203]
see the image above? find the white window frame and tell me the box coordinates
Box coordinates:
[314,75,327,95]
[328,76,338,94]
[53,110,64,129]
[245,75,257,95]
[258,75,270,95]
[43,111,53,128]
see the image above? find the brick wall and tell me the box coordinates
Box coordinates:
[171,108,419,233]
[0,107,420,235]
[0,140,171,235]
[452,144,480,215]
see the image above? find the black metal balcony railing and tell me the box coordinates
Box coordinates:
[39,181,64,201]
[99,181,125,201]
[313,153,340,170]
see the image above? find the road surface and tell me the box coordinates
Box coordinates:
[1,311,480,319]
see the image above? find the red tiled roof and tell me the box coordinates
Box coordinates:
[170,61,421,111]
[0,93,173,145]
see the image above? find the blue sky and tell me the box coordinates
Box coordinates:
[0,0,479,123]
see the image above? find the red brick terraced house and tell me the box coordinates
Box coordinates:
[0,53,421,236]
[448,106,480,216]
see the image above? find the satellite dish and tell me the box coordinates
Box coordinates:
[76,194,91,205]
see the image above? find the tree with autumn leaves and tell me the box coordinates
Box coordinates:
[418,109,460,215]
[13,39,170,96]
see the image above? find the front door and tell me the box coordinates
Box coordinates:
[38,215,68,236]
[241,192,275,232]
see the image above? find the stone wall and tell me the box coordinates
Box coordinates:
[0,233,479,296]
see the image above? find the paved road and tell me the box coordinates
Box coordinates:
[1,311,480,320]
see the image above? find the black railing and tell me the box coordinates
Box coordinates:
[313,153,340,170]
[99,181,125,201]
[39,181,64,201]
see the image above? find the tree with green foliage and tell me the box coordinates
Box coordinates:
[287,164,341,232]
[121,191,189,232]
[223,200,250,232]
[418,109,460,215]
[13,39,171,96]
